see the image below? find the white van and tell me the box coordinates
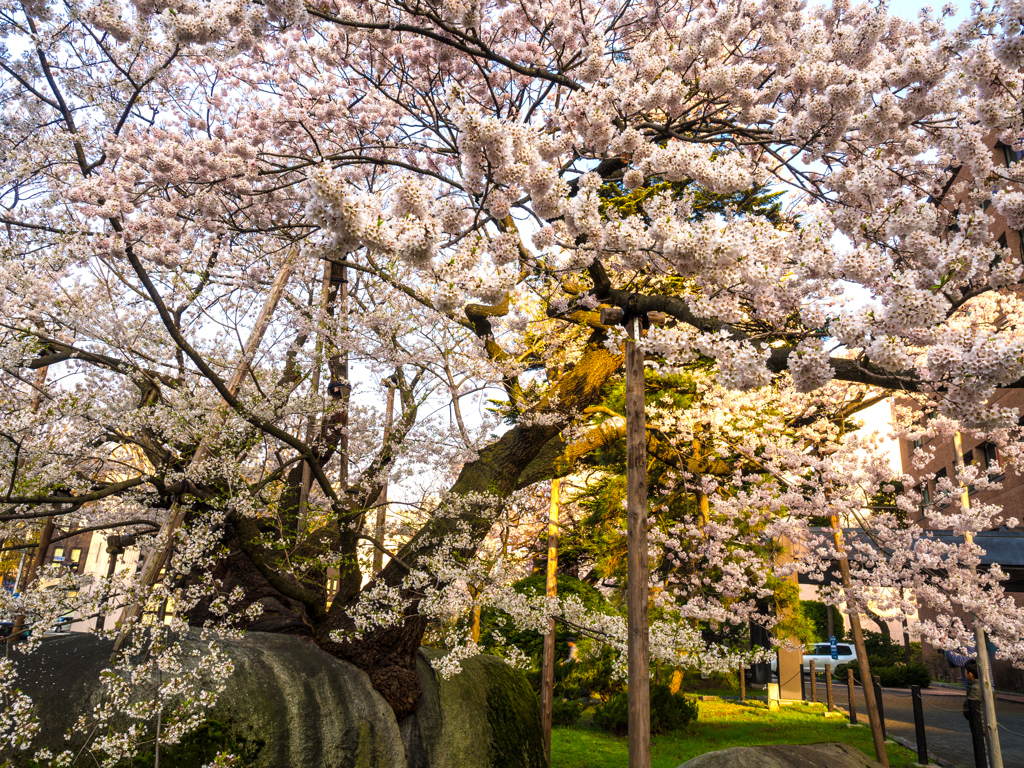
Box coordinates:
[769,642,857,673]
[803,642,857,672]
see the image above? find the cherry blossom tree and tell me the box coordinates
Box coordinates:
[4,0,1024,760]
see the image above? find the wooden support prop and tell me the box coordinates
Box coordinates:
[600,306,624,325]
[872,675,887,742]
[625,317,651,768]
[826,665,835,712]
[540,479,560,763]
[810,660,817,703]
[831,512,888,764]
[911,685,928,765]
[847,668,858,725]
[371,377,397,574]
[112,257,296,656]
[953,431,1004,768]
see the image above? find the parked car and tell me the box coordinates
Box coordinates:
[804,642,856,673]
[769,642,857,673]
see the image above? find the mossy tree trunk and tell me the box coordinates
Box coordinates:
[190,335,623,716]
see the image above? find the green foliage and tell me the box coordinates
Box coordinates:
[557,642,621,700]
[480,574,609,662]
[769,580,816,646]
[876,664,931,688]
[835,661,931,689]
[551,697,921,768]
[861,631,906,668]
[593,684,699,736]
[551,698,584,727]
[800,600,847,642]
[598,177,786,227]
[592,693,629,736]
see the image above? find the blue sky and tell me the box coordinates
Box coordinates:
[887,0,970,23]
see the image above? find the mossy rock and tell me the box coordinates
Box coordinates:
[6,631,405,767]
[399,648,545,768]
[5,633,544,768]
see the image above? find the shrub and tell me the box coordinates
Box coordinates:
[594,684,698,736]
[650,683,700,732]
[801,600,847,642]
[593,691,629,736]
[835,661,931,688]
[551,698,583,726]
[861,631,904,668]
[876,664,931,688]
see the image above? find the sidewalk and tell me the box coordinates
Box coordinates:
[922,681,1024,705]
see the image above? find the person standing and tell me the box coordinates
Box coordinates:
[963,659,988,767]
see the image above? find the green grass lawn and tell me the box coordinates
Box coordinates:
[551,698,918,768]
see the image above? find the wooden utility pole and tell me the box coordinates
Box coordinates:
[10,365,52,642]
[372,376,397,574]
[112,258,296,655]
[830,513,889,766]
[600,307,661,768]
[335,262,350,491]
[953,431,1004,768]
[540,478,560,762]
[624,314,651,768]
[298,264,333,533]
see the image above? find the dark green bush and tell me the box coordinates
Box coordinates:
[650,683,699,732]
[593,691,629,735]
[593,684,698,736]
[801,600,847,642]
[876,664,931,688]
[835,661,930,688]
[861,631,904,668]
[551,698,583,726]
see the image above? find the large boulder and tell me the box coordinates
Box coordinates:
[4,632,543,768]
[399,648,545,768]
[678,742,886,768]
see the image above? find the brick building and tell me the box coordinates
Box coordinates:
[896,135,1024,691]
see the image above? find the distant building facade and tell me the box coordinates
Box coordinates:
[896,135,1024,690]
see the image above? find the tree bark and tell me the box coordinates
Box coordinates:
[625,318,651,768]
[541,479,560,762]
[186,336,623,716]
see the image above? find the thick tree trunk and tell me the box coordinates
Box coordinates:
[187,338,622,716]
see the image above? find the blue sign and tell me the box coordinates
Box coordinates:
[830,636,838,660]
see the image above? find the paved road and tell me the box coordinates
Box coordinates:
[809,679,1024,768]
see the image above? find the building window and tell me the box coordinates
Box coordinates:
[981,442,1003,479]
[920,482,932,506]
[1004,143,1024,167]
[913,437,923,449]
[52,547,65,562]
[70,548,82,565]
[935,467,951,508]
